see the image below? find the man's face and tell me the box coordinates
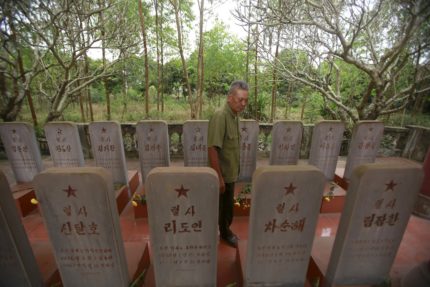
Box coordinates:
[227,89,249,114]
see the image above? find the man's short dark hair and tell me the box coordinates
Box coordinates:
[228,80,249,96]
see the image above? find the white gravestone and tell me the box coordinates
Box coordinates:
[34,167,129,287]
[0,122,43,182]
[343,121,384,179]
[145,167,219,286]
[89,121,128,186]
[183,120,208,167]
[136,121,170,183]
[308,121,345,180]
[44,122,85,167]
[325,161,424,286]
[269,121,303,165]
[245,166,325,286]
[0,171,44,286]
[238,120,259,182]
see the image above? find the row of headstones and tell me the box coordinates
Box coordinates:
[1,158,422,286]
[0,120,384,184]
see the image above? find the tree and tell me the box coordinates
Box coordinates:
[169,0,196,118]
[138,0,150,116]
[235,0,430,123]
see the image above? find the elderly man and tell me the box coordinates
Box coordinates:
[207,80,249,248]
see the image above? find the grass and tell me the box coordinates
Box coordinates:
[16,94,430,127]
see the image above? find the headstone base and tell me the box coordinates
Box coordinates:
[12,183,38,217]
[320,182,346,213]
[333,167,349,190]
[133,184,148,219]
[413,194,430,220]
[31,241,61,286]
[116,170,139,214]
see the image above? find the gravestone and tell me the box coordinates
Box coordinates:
[269,121,303,165]
[89,121,128,186]
[33,167,130,287]
[343,121,384,180]
[182,120,208,167]
[238,120,259,182]
[0,170,44,286]
[44,122,85,167]
[308,121,345,180]
[145,167,219,286]
[324,161,424,286]
[136,120,170,183]
[0,122,43,182]
[242,165,325,286]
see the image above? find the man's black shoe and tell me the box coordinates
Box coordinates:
[221,234,239,248]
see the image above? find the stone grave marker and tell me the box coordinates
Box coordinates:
[182,120,208,167]
[89,121,128,186]
[136,120,170,183]
[343,121,384,179]
[0,170,44,286]
[269,121,303,165]
[44,122,85,167]
[0,122,43,182]
[145,167,219,286]
[238,120,259,182]
[325,161,424,286]
[34,167,130,287]
[308,121,345,180]
[243,165,325,286]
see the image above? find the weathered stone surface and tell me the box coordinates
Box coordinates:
[145,167,219,286]
[308,121,345,180]
[44,122,85,167]
[0,122,43,182]
[0,170,44,287]
[89,121,128,185]
[34,167,129,287]
[269,121,303,165]
[344,121,384,179]
[182,120,208,167]
[325,160,424,286]
[238,120,259,182]
[245,165,325,286]
[136,121,170,182]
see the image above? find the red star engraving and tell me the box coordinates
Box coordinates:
[385,180,397,192]
[12,129,16,134]
[101,127,106,133]
[241,127,248,132]
[286,127,291,132]
[63,185,77,197]
[369,127,374,132]
[149,127,154,132]
[175,185,189,198]
[284,183,296,196]
[329,127,333,131]
[57,128,63,135]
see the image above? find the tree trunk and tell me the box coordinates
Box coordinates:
[196,0,205,119]
[99,0,111,120]
[160,1,165,113]
[138,0,150,116]
[171,0,195,119]
[271,24,281,122]
[85,55,94,121]
[154,0,161,112]
[253,24,259,119]
[245,0,251,83]
[9,14,38,125]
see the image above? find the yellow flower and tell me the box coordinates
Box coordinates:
[30,198,39,205]
[132,200,138,207]
[234,202,241,207]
